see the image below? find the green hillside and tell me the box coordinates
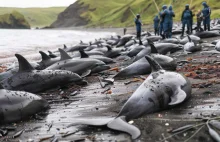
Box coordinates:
[0,7,66,28]
[77,0,219,27]
[0,11,30,29]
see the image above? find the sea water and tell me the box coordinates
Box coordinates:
[0,29,115,64]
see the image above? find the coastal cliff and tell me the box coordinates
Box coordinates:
[0,11,30,29]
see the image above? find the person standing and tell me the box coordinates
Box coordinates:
[190,10,195,34]
[134,14,142,40]
[202,2,211,31]
[196,10,203,32]
[159,9,164,38]
[153,15,160,35]
[169,5,175,38]
[161,5,171,39]
[181,4,193,37]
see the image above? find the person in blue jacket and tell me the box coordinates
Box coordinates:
[161,5,171,39]
[168,5,175,38]
[181,4,193,37]
[153,15,160,35]
[134,14,142,40]
[202,1,211,31]
[159,9,164,38]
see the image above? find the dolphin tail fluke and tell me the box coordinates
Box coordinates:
[67,117,114,128]
[107,116,141,139]
[145,55,163,72]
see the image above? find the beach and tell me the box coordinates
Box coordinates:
[0,27,220,142]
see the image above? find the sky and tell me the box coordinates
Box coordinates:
[0,0,77,8]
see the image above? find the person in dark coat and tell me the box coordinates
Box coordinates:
[161,5,171,39]
[153,15,160,35]
[159,9,164,38]
[181,4,193,37]
[168,5,175,38]
[202,1,211,31]
[134,14,142,40]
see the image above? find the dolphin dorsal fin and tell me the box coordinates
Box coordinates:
[39,51,51,61]
[79,50,89,58]
[59,48,72,60]
[48,51,52,54]
[139,39,143,45]
[0,84,4,89]
[145,55,162,72]
[106,45,112,51]
[15,54,34,72]
[133,39,137,44]
[147,32,152,36]
[147,39,154,45]
[149,43,158,54]
[187,35,192,42]
[64,44,67,49]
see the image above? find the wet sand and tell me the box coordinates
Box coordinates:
[0,32,220,142]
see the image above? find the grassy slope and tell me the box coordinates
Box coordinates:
[78,0,219,27]
[0,11,30,28]
[0,7,66,27]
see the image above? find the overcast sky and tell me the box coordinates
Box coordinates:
[0,0,77,8]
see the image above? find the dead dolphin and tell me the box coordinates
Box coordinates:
[46,49,107,76]
[1,54,83,93]
[180,35,201,44]
[48,51,57,58]
[104,46,122,58]
[127,40,146,57]
[114,44,177,79]
[0,62,40,82]
[79,50,114,64]
[65,42,89,52]
[184,35,202,52]
[215,40,220,52]
[67,55,191,139]
[133,45,151,62]
[38,51,60,69]
[0,85,48,123]
[194,31,220,38]
[116,34,134,47]
[148,39,182,55]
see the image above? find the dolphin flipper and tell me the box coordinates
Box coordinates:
[168,87,187,106]
[81,70,91,78]
[107,116,141,139]
[67,117,114,128]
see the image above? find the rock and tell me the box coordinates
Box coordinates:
[51,1,88,28]
[0,11,30,29]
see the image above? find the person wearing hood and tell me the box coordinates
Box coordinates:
[181,4,193,37]
[153,15,160,35]
[159,9,164,38]
[202,1,211,31]
[168,5,175,38]
[134,14,142,40]
[161,5,171,39]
